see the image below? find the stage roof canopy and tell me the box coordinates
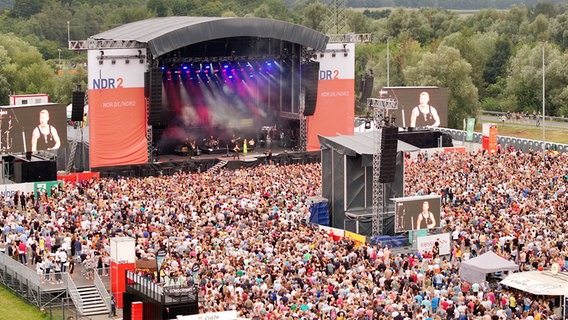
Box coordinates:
[319,131,419,157]
[91,16,329,57]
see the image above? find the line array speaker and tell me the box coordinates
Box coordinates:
[379,126,398,183]
[71,91,85,122]
[359,75,374,103]
[303,61,319,116]
[148,67,163,127]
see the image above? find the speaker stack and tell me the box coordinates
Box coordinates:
[379,126,398,183]
[148,67,164,127]
[359,74,374,104]
[71,91,85,122]
[302,61,320,116]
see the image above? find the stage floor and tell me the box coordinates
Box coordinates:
[155,143,293,164]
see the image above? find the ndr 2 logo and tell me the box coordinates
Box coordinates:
[93,71,124,89]
[319,69,340,80]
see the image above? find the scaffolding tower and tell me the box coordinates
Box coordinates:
[369,97,398,236]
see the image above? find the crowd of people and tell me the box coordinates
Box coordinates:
[0,145,566,319]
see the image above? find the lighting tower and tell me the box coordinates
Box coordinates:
[368,95,398,236]
[323,0,349,36]
[298,0,372,151]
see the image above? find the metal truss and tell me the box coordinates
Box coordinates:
[69,39,145,51]
[327,33,372,43]
[371,97,399,236]
[299,90,307,152]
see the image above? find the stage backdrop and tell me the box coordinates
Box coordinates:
[307,43,355,151]
[88,48,148,168]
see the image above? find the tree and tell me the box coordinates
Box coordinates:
[9,0,45,19]
[403,45,479,128]
[0,33,57,102]
[147,0,170,17]
[386,8,434,45]
[549,11,568,50]
[503,43,568,116]
[298,2,327,32]
[0,45,11,105]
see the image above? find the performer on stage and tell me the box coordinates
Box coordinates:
[233,143,240,159]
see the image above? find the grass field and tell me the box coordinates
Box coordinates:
[0,287,49,319]
[477,119,568,144]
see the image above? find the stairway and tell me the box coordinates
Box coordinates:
[77,285,108,317]
[207,160,228,172]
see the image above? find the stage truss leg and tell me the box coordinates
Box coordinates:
[370,97,398,236]
[299,90,307,152]
[146,97,153,162]
[372,128,385,236]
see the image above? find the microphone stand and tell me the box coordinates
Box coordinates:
[10,109,26,154]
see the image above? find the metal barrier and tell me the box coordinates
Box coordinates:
[0,252,70,310]
[0,251,42,286]
[63,272,82,315]
[438,128,568,153]
[94,270,111,313]
[125,270,198,304]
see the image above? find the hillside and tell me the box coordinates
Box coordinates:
[0,0,13,10]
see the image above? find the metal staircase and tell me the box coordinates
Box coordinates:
[207,160,228,173]
[76,285,108,317]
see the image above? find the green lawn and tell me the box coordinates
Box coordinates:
[477,120,568,144]
[0,286,50,319]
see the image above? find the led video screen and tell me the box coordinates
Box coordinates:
[378,87,448,128]
[393,195,441,232]
[0,103,68,154]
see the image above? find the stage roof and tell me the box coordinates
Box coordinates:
[319,131,419,157]
[91,16,329,57]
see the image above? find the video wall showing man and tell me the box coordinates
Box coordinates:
[378,87,448,128]
[0,103,67,154]
[393,195,441,232]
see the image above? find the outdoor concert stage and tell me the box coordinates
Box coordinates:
[91,144,321,179]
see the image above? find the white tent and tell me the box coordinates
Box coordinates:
[500,270,568,296]
[66,104,88,119]
[459,251,518,283]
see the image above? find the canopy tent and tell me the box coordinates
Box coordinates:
[135,258,157,273]
[459,251,518,283]
[500,270,568,296]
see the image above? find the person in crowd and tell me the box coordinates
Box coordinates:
[415,200,437,229]
[410,91,441,127]
[30,109,61,152]
[0,147,566,319]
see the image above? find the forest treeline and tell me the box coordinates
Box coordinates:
[346,0,565,10]
[0,0,567,128]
